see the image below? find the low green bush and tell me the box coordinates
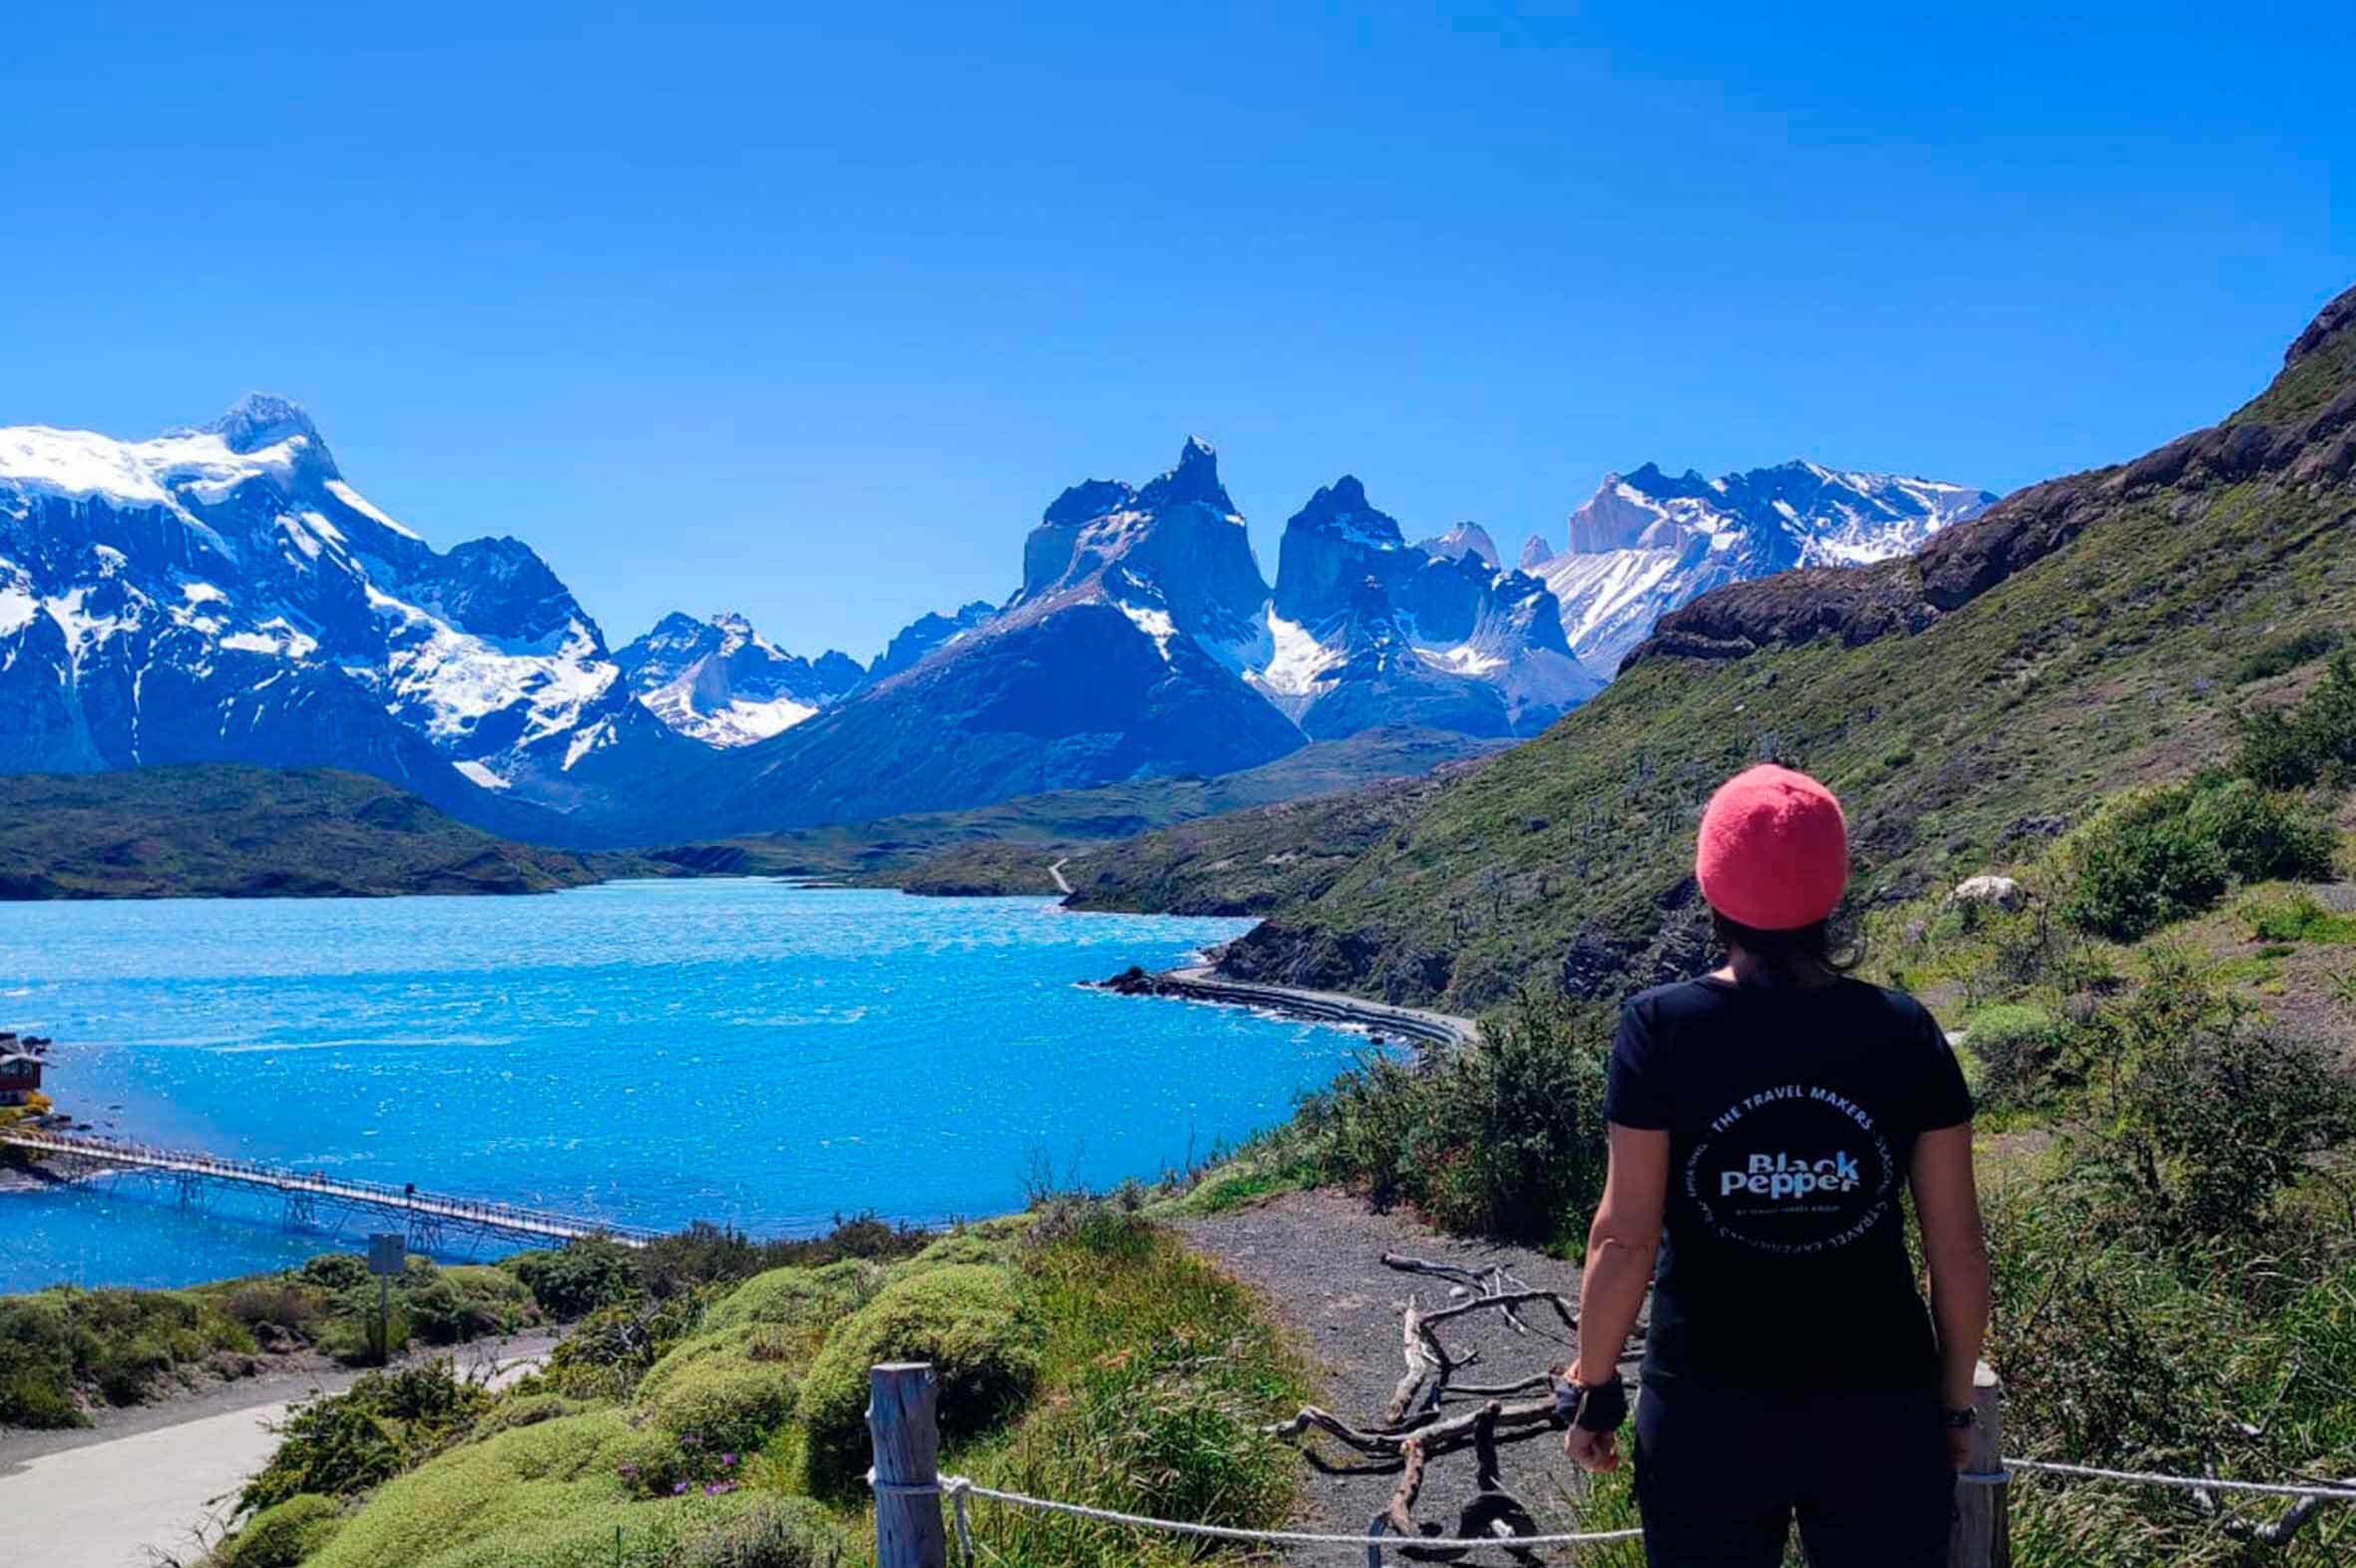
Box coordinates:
[1285,987,1613,1249]
[797,1263,1042,1494]
[699,1259,882,1336]
[2067,951,2355,1245]
[668,1495,841,1568]
[632,1325,800,1454]
[0,1287,253,1427]
[2232,626,2341,685]
[216,1492,343,1568]
[241,1361,492,1512]
[504,1239,639,1320]
[2060,779,2331,942]
[1961,1002,2071,1105]
[2235,648,2356,788]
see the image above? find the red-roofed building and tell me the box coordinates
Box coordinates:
[0,1050,44,1106]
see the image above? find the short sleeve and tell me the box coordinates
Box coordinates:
[1602,998,1673,1130]
[1912,1003,1974,1132]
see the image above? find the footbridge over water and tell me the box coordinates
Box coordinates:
[0,1129,662,1255]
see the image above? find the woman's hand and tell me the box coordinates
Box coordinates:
[1563,1425,1620,1473]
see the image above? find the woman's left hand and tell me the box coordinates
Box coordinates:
[1563,1425,1620,1473]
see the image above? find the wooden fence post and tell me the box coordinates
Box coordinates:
[871,1362,948,1568]
[1948,1362,2009,1568]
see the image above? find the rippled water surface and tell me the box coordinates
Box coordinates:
[0,881,1369,1290]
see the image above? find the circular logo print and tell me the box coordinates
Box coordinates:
[1683,1083,1896,1255]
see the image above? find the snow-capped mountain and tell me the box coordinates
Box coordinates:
[627,438,1312,837]
[0,395,685,830]
[1526,461,1994,673]
[615,611,863,747]
[1254,477,1601,739]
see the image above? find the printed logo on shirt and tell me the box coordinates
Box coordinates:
[1683,1083,1897,1255]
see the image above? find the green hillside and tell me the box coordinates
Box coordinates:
[1075,283,2356,1009]
[0,767,632,899]
[641,726,1501,890]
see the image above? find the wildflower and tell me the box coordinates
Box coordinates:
[617,1463,639,1478]
[704,1480,736,1495]
[672,1480,689,1495]
[720,1452,737,1467]
[680,1432,701,1447]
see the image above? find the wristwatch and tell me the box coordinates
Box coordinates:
[1944,1405,1980,1429]
[1553,1371,1630,1433]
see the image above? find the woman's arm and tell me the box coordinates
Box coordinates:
[1563,1122,1668,1472]
[1911,1123,1990,1454]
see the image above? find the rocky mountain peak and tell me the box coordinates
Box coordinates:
[204,393,328,460]
[1135,435,1235,516]
[1416,521,1501,570]
[1519,534,1555,571]
[1043,478,1136,527]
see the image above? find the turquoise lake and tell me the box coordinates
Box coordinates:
[0,881,1372,1291]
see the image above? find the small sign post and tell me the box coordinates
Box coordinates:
[366,1232,403,1366]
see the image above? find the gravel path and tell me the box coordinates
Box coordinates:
[1176,1189,1643,1564]
[0,1332,558,1568]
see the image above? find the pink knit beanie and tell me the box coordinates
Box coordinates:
[1695,764,1848,931]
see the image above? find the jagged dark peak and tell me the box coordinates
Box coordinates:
[1519,534,1555,571]
[811,649,866,686]
[1043,478,1136,526]
[204,393,325,456]
[1136,434,1235,514]
[1294,475,1398,536]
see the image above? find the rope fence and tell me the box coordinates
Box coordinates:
[864,1362,2356,1567]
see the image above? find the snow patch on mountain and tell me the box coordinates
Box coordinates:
[613,609,863,748]
[1538,460,1994,673]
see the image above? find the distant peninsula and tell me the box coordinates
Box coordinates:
[0,766,641,900]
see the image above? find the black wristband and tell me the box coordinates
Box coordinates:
[1944,1405,1980,1429]
[1554,1372,1629,1433]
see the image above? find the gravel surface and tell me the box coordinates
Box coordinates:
[0,1331,558,1568]
[1177,1190,1643,1564]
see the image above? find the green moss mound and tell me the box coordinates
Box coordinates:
[301,1408,662,1568]
[700,1258,881,1335]
[887,1228,1022,1281]
[632,1325,800,1454]
[217,1493,343,1568]
[797,1264,1042,1493]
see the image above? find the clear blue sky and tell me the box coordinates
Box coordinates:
[4,2,2348,661]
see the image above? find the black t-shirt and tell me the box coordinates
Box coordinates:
[1602,976,1972,1391]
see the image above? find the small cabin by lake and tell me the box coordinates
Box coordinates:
[0,1048,45,1106]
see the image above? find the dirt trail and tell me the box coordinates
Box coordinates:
[0,1333,556,1568]
[1176,1190,1640,1563]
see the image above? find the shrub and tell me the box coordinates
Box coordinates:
[0,1287,253,1426]
[2234,648,2356,788]
[2059,787,2230,942]
[403,1263,532,1345]
[797,1264,1042,1494]
[2232,626,2341,685]
[504,1238,639,1320]
[632,1325,800,1454]
[669,1495,841,1568]
[2067,950,2355,1245]
[216,1492,343,1568]
[1289,987,1613,1248]
[700,1259,883,1336]
[1961,1003,2070,1105]
[533,1295,706,1401]
[241,1361,492,1512]
[220,1283,321,1342]
[2184,777,2337,883]
[296,1254,372,1294]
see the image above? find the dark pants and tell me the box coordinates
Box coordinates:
[1632,1378,1955,1568]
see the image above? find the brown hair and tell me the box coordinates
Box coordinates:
[1710,910,1862,981]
